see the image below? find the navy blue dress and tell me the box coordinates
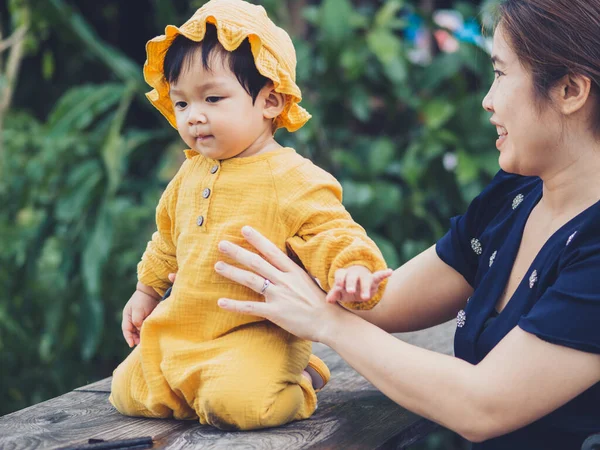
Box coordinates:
[436,170,600,450]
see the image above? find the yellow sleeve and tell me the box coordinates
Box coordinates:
[281,164,388,310]
[137,159,189,297]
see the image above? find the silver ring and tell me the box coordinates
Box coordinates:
[260,278,271,295]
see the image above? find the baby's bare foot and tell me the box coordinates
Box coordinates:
[303,367,325,391]
[301,369,313,386]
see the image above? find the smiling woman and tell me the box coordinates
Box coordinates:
[214,1,600,449]
[482,0,600,177]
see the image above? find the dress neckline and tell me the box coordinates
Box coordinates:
[489,181,600,320]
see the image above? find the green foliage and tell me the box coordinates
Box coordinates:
[1,4,497,443]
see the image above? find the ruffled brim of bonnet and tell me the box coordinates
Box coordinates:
[143,0,311,132]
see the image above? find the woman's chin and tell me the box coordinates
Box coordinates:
[498,153,518,174]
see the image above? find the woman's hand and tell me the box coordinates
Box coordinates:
[214,226,346,343]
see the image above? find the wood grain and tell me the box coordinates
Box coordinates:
[0,391,192,450]
[0,321,455,449]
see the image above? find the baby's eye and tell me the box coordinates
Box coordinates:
[174,101,187,109]
[206,96,223,104]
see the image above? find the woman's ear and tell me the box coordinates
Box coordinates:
[554,73,593,116]
[261,84,285,120]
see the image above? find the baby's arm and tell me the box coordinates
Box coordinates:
[281,164,389,310]
[136,159,188,296]
[121,160,187,345]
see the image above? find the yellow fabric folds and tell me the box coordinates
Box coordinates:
[109,148,388,430]
[144,0,311,132]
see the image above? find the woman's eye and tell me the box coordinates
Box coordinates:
[206,96,223,103]
[175,101,187,109]
[493,70,505,78]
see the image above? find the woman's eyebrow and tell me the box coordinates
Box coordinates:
[491,55,506,66]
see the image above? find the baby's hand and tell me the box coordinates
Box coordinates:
[121,285,161,348]
[326,265,392,304]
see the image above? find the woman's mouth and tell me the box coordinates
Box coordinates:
[496,126,508,149]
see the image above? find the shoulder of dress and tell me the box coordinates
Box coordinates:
[269,152,337,185]
[477,170,540,212]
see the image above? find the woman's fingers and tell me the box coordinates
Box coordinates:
[240,226,297,273]
[218,239,281,284]
[215,261,270,294]
[218,297,270,319]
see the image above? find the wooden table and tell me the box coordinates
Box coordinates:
[0,321,455,450]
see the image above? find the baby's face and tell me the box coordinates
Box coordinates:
[168,53,270,160]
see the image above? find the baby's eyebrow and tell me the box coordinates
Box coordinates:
[198,81,228,91]
[170,82,228,97]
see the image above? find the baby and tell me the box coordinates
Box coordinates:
[110,0,390,430]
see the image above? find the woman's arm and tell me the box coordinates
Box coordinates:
[324,310,600,442]
[344,245,473,333]
[214,227,600,442]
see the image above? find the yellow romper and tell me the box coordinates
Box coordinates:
[109,148,388,429]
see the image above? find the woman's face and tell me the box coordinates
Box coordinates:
[482,27,562,176]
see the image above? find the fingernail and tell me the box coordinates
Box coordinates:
[215,262,225,271]
[218,241,230,251]
[242,226,253,236]
[217,299,228,307]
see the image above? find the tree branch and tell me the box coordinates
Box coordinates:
[0,26,27,53]
[0,23,29,163]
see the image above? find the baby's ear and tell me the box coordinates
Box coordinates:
[261,83,285,120]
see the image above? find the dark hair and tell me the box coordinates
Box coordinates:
[163,24,270,103]
[496,0,600,135]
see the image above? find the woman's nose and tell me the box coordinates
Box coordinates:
[482,89,494,113]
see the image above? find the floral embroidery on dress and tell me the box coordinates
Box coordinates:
[489,250,497,267]
[456,310,466,328]
[566,231,578,246]
[471,238,482,255]
[529,270,538,288]
[512,193,524,209]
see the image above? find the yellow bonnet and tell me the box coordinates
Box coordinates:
[143,0,311,132]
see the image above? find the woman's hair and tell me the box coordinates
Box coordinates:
[163,23,269,103]
[496,0,600,134]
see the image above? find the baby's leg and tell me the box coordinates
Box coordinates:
[191,322,316,430]
[110,345,195,420]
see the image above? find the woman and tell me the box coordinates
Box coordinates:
[212,0,600,448]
